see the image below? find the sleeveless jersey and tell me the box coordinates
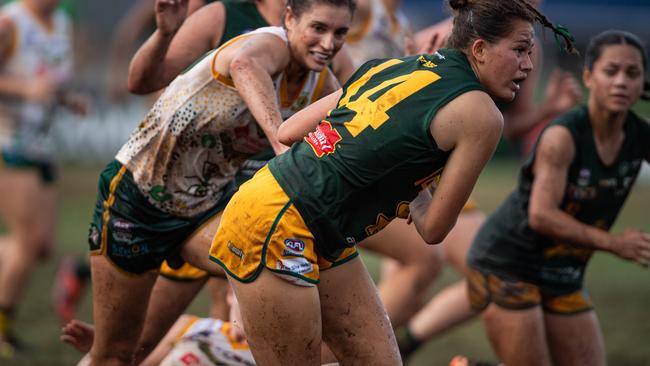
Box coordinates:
[468,106,650,294]
[269,48,484,260]
[160,317,255,366]
[345,0,410,68]
[0,2,73,160]
[116,26,328,217]
[219,0,268,47]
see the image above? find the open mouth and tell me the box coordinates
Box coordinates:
[310,51,331,64]
[511,76,527,91]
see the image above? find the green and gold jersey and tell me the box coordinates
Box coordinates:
[219,0,268,47]
[269,48,484,260]
[468,106,650,295]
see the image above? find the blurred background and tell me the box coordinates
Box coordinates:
[1,0,648,364]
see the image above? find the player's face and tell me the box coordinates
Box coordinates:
[479,19,534,101]
[285,4,352,71]
[584,44,645,113]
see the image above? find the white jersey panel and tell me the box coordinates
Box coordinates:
[0,2,73,159]
[160,318,255,366]
[116,26,326,217]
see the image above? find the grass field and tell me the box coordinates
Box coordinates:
[5,158,650,365]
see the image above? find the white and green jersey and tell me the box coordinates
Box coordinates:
[160,317,255,366]
[0,1,73,160]
[116,26,329,217]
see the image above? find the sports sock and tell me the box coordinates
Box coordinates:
[396,325,423,360]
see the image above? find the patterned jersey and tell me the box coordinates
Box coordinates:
[116,26,329,217]
[345,0,410,68]
[0,1,73,160]
[468,106,650,294]
[269,48,483,260]
[160,317,255,366]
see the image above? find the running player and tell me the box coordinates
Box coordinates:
[208,0,573,363]
[0,0,87,357]
[86,0,354,363]
[395,1,581,357]
[467,30,650,366]
[53,0,285,334]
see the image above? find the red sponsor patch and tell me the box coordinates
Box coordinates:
[305,121,342,158]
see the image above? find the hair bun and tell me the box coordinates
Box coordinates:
[449,0,469,10]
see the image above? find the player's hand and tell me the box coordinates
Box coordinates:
[61,319,95,353]
[610,229,650,267]
[23,77,57,103]
[408,183,435,232]
[155,0,189,36]
[542,69,582,117]
[404,32,445,56]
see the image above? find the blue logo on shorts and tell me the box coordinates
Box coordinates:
[284,238,305,256]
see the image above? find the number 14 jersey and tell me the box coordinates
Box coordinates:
[269,49,484,260]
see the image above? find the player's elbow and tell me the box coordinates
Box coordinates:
[277,125,292,146]
[421,222,452,245]
[229,54,255,80]
[127,75,154,95]
[528,206,551,233]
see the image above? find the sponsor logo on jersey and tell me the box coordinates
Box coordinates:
[577,168,591,186]
[305,121,342,158]
[111,219,135,243]
[276,258,314,275]
[228,241,245,260]
[417,55,437,68]
[111,243,150,258]
[284,238,305,254]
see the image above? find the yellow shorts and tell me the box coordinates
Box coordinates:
[467,267,593,314]
[209,166,358,286]
[159,261,209,281]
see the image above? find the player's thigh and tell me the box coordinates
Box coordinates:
[318,256,401,365]
[360,218,438,266]
[89,255,158,362]
[181,211,225,276]
[228,269,322,366]
[0,169,40,231]
[441,209,485,274]
[545,310,605,366]
[482,303,552,366]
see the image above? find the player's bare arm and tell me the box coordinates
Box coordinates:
[223,34,291,154]
[411,90,503,244]
[128,0,225,94]
[529,126,650,266]
[278,88,342,145]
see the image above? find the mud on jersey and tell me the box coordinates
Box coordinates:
[116,27,328,217]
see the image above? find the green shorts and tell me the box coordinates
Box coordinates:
[88,160,233,275]
[467,266,593,315]
[1,149,56,184]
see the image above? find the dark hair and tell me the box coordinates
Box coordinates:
[585,30,647,71]
[447,0,576,54]
[286,0,356,19]
[585,30,650,100]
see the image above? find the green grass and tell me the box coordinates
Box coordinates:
[5,159,650,365]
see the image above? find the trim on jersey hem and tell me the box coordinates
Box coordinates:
[209,198,295,284]
[322,250,359,270]
[266,267,319,285]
